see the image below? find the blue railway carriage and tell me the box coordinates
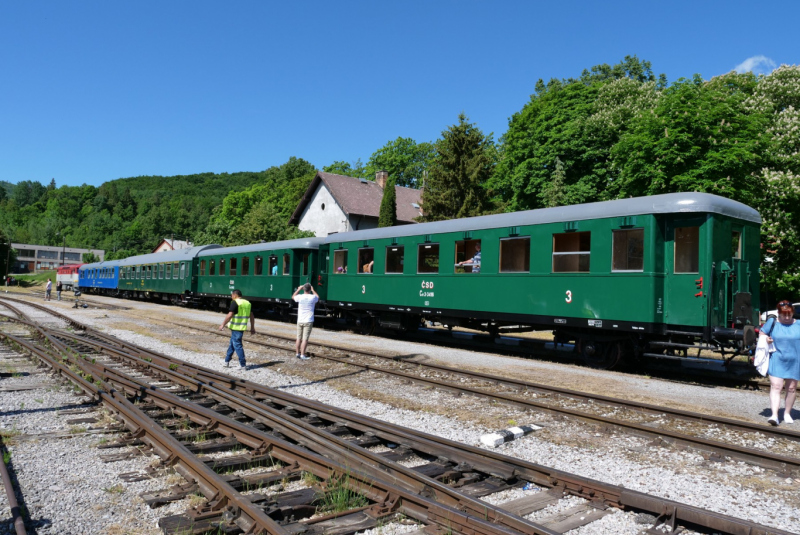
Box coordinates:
[321,193,761,367]
[196,237,325,312]
[78,260,123,294]
[116,245,221,304]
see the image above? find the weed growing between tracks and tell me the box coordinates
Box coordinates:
[316,472,369,514]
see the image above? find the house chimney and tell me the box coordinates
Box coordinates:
[376,170,388,189]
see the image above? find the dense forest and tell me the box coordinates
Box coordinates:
[1,56,799,298]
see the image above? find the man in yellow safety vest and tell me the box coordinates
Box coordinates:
[219,289,255,368]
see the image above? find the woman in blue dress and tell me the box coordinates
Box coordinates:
[761,300,800,426]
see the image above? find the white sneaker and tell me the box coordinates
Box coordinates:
[785,413,794,424]
[299,355,310,360]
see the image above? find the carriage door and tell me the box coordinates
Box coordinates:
[664,218,707,328]
[719,228,754,328]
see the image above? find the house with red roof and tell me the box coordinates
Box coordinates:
[289,171,423,236]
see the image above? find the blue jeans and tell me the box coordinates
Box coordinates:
[225,330,246,366]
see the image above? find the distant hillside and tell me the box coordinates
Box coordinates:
[0,180,13,197]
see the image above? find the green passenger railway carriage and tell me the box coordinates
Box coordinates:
[117,245,222,304]
[196,238,326,312]
[322,192,761,368]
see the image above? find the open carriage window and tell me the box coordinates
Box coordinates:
[418,243,439,274]
[358,248,374,273]
[553,232,590,273]
[612,229,644,272]
[333,250,348,274]
[283,254,290,275]
[500,237,530,273]
[385,246,404,274]
[454,240,481,273]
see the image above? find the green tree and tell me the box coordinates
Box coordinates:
[420,113,496,221]
[609,72,765,205]
[364,137,435,188]
[12,180,46,207]
[378,177,398,227]
[543,158,568,208]
[82,252,100,263]
[492,56,663,211]
[227,200,312,246]
[323,159,366,178]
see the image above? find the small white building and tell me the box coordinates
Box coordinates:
[289,171,423,236]
[152,239,193,253]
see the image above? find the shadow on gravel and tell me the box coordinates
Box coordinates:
[1,439,52,533]
[1,402,96,418]
[278,369,367,390]
[244,361,282,371]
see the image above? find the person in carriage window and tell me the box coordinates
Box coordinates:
[457,243,481,273]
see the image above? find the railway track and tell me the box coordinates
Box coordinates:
[165,319,800,476]
[0,296,795,534]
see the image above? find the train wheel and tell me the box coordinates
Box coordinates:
[578,339,624,369]
[356,316,375,336]
[170,295,180,306]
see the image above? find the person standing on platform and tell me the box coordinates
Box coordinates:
[56,280,63,301]
[45,278,52,301]
[218,289,255,369]
[292,283,319,360]
[761,300,800,425]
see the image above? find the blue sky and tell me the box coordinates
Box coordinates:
[1,1,798,188]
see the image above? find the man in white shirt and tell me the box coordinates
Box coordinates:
[292,283,319,360]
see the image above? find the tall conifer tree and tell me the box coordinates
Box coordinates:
[420,113,494,221]
[378,177,398,227]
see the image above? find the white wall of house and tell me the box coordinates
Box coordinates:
[297,184,349,236]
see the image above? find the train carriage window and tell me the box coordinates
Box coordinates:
[268,256,277,276]
[674,227,699,273]
[301,253,310,276]
[333,250,348,274]
[732,231,742,259]
[166,263,172,278]
[612,229,644,272]
[241,257,249,276]
[283,254,290,275]
[553,232,591,273]
[219,259,226,276]
[454,240,482,273]
[385,246,404,274]
[230,258,237,276]
[254,257,262,276]
[418,244,440,274]
[173,262,180,279]
[145,266,150,279]
[500,237,531,273]
[358,248,374,273]
[180,263,186,280]
[200,260,206,276]
[208,260,214,276]
[159,263,165,279]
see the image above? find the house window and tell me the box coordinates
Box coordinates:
[675,227,699,273]
[612,229,644,272]
[334,250,348,274]
[254,257,262,276]
[358,248,374,273]
[219,259,226,276]
[553,232,590,273]
[385,246,404,274]
[230,257,237,276]
[283,254,290,275]
[418,243,439,274]
[500,237,530,273]
[455,240,481,273]
[200,260,206,276]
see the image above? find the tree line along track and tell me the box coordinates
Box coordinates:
[0,297,795,534]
